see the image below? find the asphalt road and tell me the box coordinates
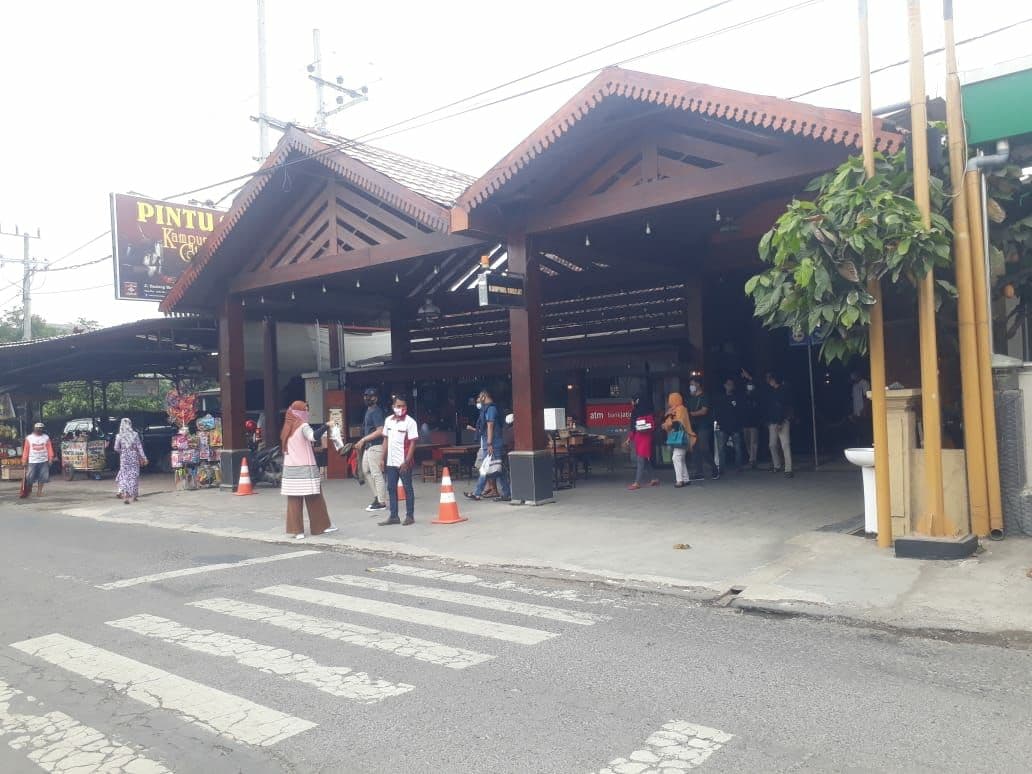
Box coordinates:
[0,505,1030,773]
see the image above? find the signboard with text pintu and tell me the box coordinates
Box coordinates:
[477,271,526,309]
[110,193,225,302]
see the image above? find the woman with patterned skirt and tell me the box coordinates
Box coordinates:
[114,418,148,505]
[280,400,338,540]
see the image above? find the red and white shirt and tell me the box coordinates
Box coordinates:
[383,415,419,467]
[23,434,54,464]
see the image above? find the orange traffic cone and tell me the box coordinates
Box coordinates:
[432,467,467,525]
[236,458,255,496]
[396,478,407,502]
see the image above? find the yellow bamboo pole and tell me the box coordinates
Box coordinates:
[907,0,946,536]
[859,0,893,547]
[965,170,1006,537]
[943,0,989,536]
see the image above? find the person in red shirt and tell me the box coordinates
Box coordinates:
[22,423,55,497]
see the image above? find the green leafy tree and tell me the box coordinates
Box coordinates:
[745,150,954,363]
[0,308,63,343]
[43,381,170,420]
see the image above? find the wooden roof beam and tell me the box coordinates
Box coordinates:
[523,144,845,235]
[229,232,482,293]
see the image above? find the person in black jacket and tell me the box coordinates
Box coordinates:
[714,376,745,474]
[739,368,762,469]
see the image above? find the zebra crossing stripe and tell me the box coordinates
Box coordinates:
[372,564,612,605]
[107,614,413,704]
[318,574,610,626]
[257,584,558,645]
[97,550,319,590]
[10,634,316,747]
[190,598,494,670]
[0,677,173,773]
[594,720,733,772]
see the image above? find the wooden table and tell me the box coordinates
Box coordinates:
[435,444,480,480]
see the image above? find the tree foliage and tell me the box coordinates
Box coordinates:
[42,381,170,420]
[745,151,954,363]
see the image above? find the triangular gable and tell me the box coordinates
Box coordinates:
[454,66,903,215]
[162,127,476,311]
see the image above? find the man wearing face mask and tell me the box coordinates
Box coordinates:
[466,390,511,501]
[687,377,718,481]
[354,388,388,512]
[358,396,419,525]
[740,368,762,469]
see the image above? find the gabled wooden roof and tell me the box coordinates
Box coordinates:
[454,66,904,214]
[162,127,476,311]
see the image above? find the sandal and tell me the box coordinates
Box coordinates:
[626,483,641,491]
[648,479,660,487]
[463,492,482,501]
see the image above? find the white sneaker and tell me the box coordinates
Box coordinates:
[321,526,338,534]
[294,533,306,540]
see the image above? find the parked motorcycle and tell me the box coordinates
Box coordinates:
[249,443,283,487]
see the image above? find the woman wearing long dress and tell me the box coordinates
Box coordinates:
[114,418,147,505]
[280,400,338,540]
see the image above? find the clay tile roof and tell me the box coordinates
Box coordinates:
[456,66,905,212]
[298,126,476,208]
[162,127,475,312]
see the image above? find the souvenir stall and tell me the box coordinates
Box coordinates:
[0,420,22,481]
[166,389,223,490]
[60,435,110,481]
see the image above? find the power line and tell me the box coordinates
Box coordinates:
[33,283,109,295]
[788,15,1032,99]
[45,254,111,272]
[166,0,823,200]
[47,231,110,268]
[357,0,736,140]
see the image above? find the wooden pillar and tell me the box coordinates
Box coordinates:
[686,280,705,374]
[507,233,552,503]
[218,295,247,490]
[262,316,279,447]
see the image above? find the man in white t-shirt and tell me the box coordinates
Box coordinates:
[22,422,55,497]
[357,397,419,526]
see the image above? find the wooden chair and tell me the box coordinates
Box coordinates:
[421,460,438,482]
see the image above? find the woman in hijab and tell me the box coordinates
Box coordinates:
[662,393,694,488]
[114,418,147,505]
[280,400,338,540]
[625,395,659,490]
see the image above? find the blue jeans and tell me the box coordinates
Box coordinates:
[386,466,414,520]
[715,429,745,471]
[473,449,510,498]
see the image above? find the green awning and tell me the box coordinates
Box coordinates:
[963,63,1032,145]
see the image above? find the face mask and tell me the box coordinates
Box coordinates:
[393,407,406,417]
[746,384,755,393]
[475,402,483,410]
[689,386,698,395]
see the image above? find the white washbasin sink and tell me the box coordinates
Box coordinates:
[845,447,875,467]
[844,447,877,534]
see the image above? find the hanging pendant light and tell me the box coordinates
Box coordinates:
[241,297,246,307]
[584,234,591,247]
[290,290,296,301]
[645,221,652,235]
[356,278,361,288]
[394,272,400,283]
[260,295,265,304]
[321,283,327,294]
[433,264,439,275]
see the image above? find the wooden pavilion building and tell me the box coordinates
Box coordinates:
[161,67,902,500]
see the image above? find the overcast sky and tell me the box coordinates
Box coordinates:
[1,0,1028,327]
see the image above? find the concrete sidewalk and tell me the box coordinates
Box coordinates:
[11,468,1032,638]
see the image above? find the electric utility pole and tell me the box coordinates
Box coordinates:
[0,226,46,341]
[256,0,271,160]
[307,29,368,130]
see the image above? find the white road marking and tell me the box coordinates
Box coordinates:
[257,584,558,645]
[11,634,315,747]
[97,551,320,590]
[318,574,609,626]
[107,614,412,704]
[190,598,493,670]
[0,677,172,773]
[595,720,733,773]
[373,563,615,605]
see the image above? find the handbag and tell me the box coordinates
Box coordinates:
[665,422,688,448]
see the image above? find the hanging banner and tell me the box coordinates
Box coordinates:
[110,193,225,302]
